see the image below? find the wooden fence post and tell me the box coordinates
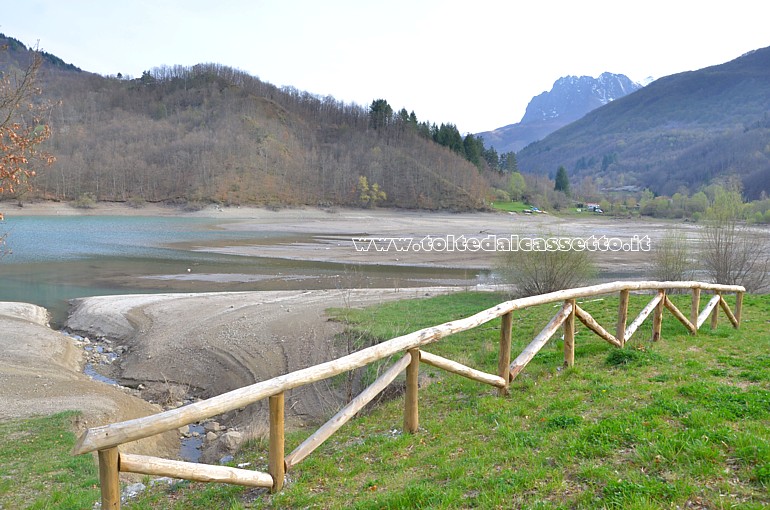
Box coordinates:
[563,300,575,367]
[652,290,665,342]
[498,312,513,395]
[404,349,420,433]
[711,293,720,330]
[98,447,120,510]
[269,393,285,492]
[690,288,701,334]
[735,291,743,327]
[617,289,629,347]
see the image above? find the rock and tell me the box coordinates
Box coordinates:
[221,430,243,452]
[149,477,174,487]
[122,482,146,500]
[219,454,234,464]
[178,425,190,435]
[205,431,218,442]
[204,421,221,433]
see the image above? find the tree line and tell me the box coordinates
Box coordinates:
[1,42,503,210]
[368,98,517,174]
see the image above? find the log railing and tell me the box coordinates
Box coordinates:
[72,281,745,509]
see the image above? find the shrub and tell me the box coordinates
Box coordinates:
[71,193,97,209]
[126,196,146,209]
[497,232,597,297]
[649,230,694,285]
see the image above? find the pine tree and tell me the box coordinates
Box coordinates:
[554,166,570,195]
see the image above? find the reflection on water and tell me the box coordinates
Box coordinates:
[0,215,486,326]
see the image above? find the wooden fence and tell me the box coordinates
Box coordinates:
[72,281,745,509]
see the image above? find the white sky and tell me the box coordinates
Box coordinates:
[2,0,769,134]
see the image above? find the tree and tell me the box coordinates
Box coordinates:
[368,99,393,130]
[601,152,616,171]
[1,51,53,201]
[433,123,464,156]
[357,175,386,208]
[508,171,527,202]
[649,230,693,286]
[499,151,518,173]
[482,145,498,169]
[1,46,54,254]
[699,186,769,292]
[686,191,709,216]
[554,166,570,195]
[462,133,484,168]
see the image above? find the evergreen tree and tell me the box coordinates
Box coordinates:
[463,134,484,168]
[500,151,518,173]
[369,99,393,130]
[482,145,499,169]
[434,123,465,156]
[554,166,570,195]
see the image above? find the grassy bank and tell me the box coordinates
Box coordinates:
[3,292,769,509]
[0,412,99,509]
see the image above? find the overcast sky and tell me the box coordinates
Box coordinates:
[2,0,768,134]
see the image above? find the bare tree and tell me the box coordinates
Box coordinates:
[699,187,769,292]
[649,230,694,287]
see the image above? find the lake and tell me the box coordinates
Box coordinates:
[0,215,485,326]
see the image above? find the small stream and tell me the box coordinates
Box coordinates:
[180,424,205,462]
[65,330,206,462]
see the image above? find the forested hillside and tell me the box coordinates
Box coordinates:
[516,47,770,198]
[2,35,498,210]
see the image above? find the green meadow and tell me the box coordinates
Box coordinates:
[3,292,769,509]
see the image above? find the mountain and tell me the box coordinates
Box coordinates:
[516,47,770,198]
[478,73,641,153]
[1,34,494,210]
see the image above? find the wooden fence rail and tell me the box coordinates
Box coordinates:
[73,281,745,509]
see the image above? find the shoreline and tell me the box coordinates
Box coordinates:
[1,199,694,284]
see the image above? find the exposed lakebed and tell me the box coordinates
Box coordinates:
[0,214,485,326]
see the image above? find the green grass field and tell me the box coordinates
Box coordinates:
[3,292,769,509]
[0,412,100,509]
[489,201,533,213]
